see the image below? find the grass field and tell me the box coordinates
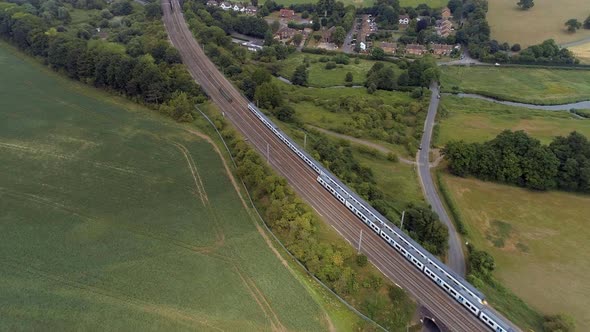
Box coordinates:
[440,174,590,331]
[487,0,590,46]
[569,42,590,64]
[435,96,590,146]
[278,81,424,156]
[440,66,590,105]
[278,53,399,88]
[0,43,334,331]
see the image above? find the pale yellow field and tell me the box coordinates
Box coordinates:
[442,175,590,331]
[569,42,590,64]
[487,0,590,46]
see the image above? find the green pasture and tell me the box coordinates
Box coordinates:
[440,66,590,105]
[435,96,590,146]
[0,44,330,331]
[441,174,590,331]
[279,53,398,88]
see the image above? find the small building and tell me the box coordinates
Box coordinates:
[399,15,410,26]
[405,44,427,56]
[321,26,335,43]
[245,5,257,15]
[435,19,453,37]
[220,2,232,10]
[431,43,453,56]
[232,4,243,12]
[279,8,295,19]
[380,42,397,54]
[275,27,298,41]
[441,7,452,20]
[360,41,366,51]
[206,0,218,6]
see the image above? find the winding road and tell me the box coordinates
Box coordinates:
[417,84,466,277]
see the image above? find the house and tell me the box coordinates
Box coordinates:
[441,7,452,20]
[405,44,427,55]
[245,5,257,15]
[279,8,295,19]
[360,41,366,51]
[219,2,232,10]
[206,0,218,6]
[274,27,298,41]
[431,43,453,56]
[399,15,410,26]
[321,26,335,43]
[232,4,243,12]
[435,19,453,37]
[380,42,397,54]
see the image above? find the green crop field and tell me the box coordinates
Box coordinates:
[435,96,590,146]
[279,53,399,88]
[0,44,332,331]
[440,174,590,331]
[440,66,590,105]
[487,0,590,47]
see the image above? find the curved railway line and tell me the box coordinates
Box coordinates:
[161,2,503,330]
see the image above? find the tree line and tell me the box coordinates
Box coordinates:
[444,130,590,192]
[0,0,204,122]
[213,115,417,330]
[307,131,449,256]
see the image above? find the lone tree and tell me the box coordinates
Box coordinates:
[332,26,346,47]
[516,0,534,10]
[565,18,582,32]
[291,64,308,86]
[345,72,353,82]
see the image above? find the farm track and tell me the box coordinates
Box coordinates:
[161,1,489,330]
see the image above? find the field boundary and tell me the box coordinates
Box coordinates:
[195,106,388,332]
[434,171,468,236]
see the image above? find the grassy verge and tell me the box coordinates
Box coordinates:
[434,170,467,235]
[441,174,590,331]
[436,96,590,146]
[440,66,590,105]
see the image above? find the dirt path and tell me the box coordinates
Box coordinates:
[307,125,418,165]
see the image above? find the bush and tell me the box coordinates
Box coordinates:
[325,61,337,69]
[357,254,368,267]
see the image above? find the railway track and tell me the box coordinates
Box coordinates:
[161,2,490,330]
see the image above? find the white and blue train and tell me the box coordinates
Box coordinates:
[246,103,515,332]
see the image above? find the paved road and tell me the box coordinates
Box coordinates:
[161,2,488,330]
[417,84,466,277]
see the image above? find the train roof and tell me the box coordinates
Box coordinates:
[249,101,485,304]
[481,307,515,332]
[318,172,485,302]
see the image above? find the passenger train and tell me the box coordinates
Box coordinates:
[246,103,515,332]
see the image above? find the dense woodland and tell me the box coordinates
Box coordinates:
[0,0,204,121]
[444,131,590,193]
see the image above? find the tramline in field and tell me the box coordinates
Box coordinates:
[246,103,515,332]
